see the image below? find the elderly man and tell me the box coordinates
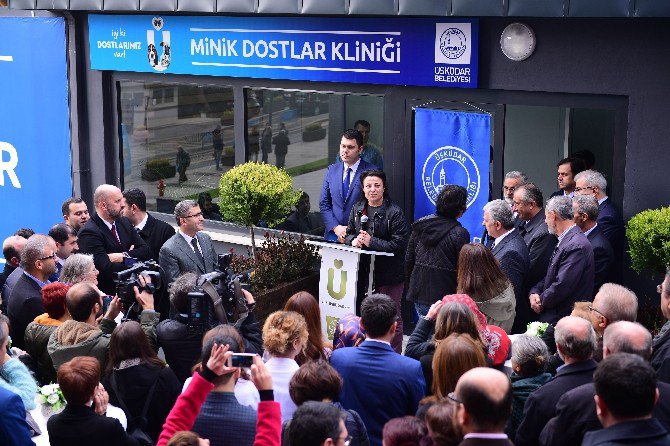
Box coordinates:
[549,157,586,199]
[483,199,530,333]
[588,283,638,361]
[0,235,27,313]
[503,171,527,208]
[515,316,598,446]
[77,184,151,295]
[61,197,90,232]
[652,267,670,383]
[529,196,594,324]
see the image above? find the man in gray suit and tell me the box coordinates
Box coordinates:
[483,199,530,333]
[159,200,218,289]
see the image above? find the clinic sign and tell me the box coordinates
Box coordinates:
[88,15,478,88]
[0,18,71,247]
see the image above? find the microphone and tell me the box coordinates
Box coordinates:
[360,214,369,232]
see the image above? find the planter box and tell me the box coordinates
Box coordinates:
[141,165,176,181]
[302,127,327,142]
[253,273,319,325]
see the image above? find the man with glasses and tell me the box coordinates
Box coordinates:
[159,199,218,288]
[7,234,59,349]
[651,267,670,383]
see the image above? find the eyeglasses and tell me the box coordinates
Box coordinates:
[502,186,516,192]
[574,186,595,193]
[588,305,607,319]
[339,435,352,446]
[183,212,203,219]
[38,252,58,261]
[659,284,668,296]
[447,392,463,405]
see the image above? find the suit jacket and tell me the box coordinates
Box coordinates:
[587,225,614,298]
[319,159,378,238]
[652,327,670,384]
[159,231,218,287]
[515,359,597,446]
[518,210,557,296]
[47,404,139,446]
[459,438,514,446]
[77,214,151,295]
[7,273,44,350]
[582,418,670,446]
[598,198,625,279]
[138,213,176,262]
[331,340,426,446]
[540,381,670,446]
[492,228,530,332]
[530,226,594,325]
[0,386,34,446]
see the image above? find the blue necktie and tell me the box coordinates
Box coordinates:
[342,167,352,201]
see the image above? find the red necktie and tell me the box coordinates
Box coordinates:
[111,223,121,245]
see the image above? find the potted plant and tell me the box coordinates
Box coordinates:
[220,146,235,166]
[141,158,176,181]
[302,121,327,142]
[220,109,235,126]
[627,206,670,275]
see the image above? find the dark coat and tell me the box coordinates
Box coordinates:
[491,228,530,333]
[7,273,44,350]
[582,418,670,446]
[458,438,514,446]
[652,327,670,384]
[530,226,595,325]
[77,214,152,295]
[0,386,34,445]
[587,225,614,297]
[158,231,218,288]
[405,215,470,306]
[540,381,670,446]
[508,372,552,440]
[598,198,625,279]
[272,130,290,156]
[138,213,176,262]
[345,199,409,287]
[517,210,557,296]
[515,359,597,446]
[0,263,15,314]
[47,404,139,446]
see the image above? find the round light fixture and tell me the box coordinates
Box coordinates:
[500,23,536,61]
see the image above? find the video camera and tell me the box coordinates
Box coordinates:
[115,260,163,320]
[186,253,253,335]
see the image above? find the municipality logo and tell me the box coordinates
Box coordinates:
[439,28,467,60]
[435,23,472,64]
[147,17,171,72]
[422,146,480,207]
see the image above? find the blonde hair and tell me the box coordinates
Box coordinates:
[262,311,309,357]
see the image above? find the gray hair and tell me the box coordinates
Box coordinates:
[574,170,607,192]
[0,314,8,346]
[596,283,638,323]
[483,199,515,229]
[516,183,544,208]
[573,195,600,221]
[60,253,95,284]
[505,171,528,184]
[169,272,199,313]
[20,234,52,271]
[546,196,573,221]
[603,321,652,360]
[511,334,548,376]
[555,318,597,360]
[174,200,199,225]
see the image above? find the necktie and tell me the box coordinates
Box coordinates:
[191,237,205,266]
[110,223,121,245]
[342,167,352,200]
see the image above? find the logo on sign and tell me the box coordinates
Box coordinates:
[439,28,467,60]
[147,17,170,72]
[327,259,347,300]
[421,146,480,207]
[434,23,472,65]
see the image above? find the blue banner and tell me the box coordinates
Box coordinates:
[88,15,478,89]
[0,18,71,250]
[414,109,490,242]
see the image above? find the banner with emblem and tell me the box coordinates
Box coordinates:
[414,109,490,242]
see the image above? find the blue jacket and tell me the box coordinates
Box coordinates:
[0,386,34,446]
[582,418,670,446]
[587,224,614,297]
[319,159,378,238]
[330,340,425,446]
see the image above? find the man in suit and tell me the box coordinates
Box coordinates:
[319,128,378,242]
[573,195,614,297]
[540,321,670,446]
[549,157,586,199]
[331,294,425,446]
[8,234,58,350]
[529,196,594,324]
[122,188,176,262]
[0,235,27,314]
[513,184,557,297]
[159,199,218,289]
[515,316,598,446]
[483,199,530,333]
[587,283,638,361]
[583,353,670,446]
[0,385,34,445]
[453,367,514,446]
[47,223,79,282]
[61,197,90,232]
[77,184,151,296]
[652,267,670,383]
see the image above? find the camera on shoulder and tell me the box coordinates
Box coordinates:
[115,260,163,320]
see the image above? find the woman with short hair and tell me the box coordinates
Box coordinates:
[59,253,98,285]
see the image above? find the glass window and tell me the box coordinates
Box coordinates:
[118,81,234,219]
[246,88,384,236]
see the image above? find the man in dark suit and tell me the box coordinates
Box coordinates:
[77,184,151,296]
[541,321,670,446]
[515,316,598,446]
[529,196,594,324]
[652,268,670,383]
[0,235,27,314]
[549,157,586,199]
[122,188,176,262]
[331,294,425,446]
[454,367,514,446]
[319,128,378,242]
[483,199,530,333]
[48,223,79,282]
[159,199,218,289]
[583,353,670,446]
[0,386,34,445]
[8,234,58,350]
[513,184,557,298]
[573,195,614,297]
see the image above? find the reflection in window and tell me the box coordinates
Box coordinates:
[246,89,384,236]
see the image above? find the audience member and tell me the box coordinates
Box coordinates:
[14,228,35,239]
[653,267,670,383]
[62,197,90,232]
[284,291,332,364]
[549,157,586,199]
[502,171,528,209]
[0,235,27,312]
[405,185,470,316]
[278,192,324,236]
[122,188,176,262]
[331,294,426,446]
[425,401,462,446]
[0,385,34,445]
[382,416,426,446]
[588,283,638,361]
[528,196,594,324]
[333,313,366,349]
[48,223,79,281]
[431,334,487,400]
[0,314,38,410]
[59,253,99,285]
[197,192,223,222]
[289,401,348,446]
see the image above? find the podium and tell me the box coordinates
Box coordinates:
[306,240,393,341]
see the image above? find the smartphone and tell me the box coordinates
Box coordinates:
[228,353,256,368]
[102,295,113,313]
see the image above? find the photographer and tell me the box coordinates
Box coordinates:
[48,278,158,374]
[157,272,262,383]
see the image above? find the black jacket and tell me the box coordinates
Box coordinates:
[47,404,139,446]
[7,273,44,350]
[582,418,670,446]
[345,199,409,287]
[652,325,670,384]
[405,215,470,305]
[587,224,614,298]
[138,213,176,262]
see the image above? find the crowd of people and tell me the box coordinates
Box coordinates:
[0,126,667,446]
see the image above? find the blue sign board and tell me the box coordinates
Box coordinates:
[414,109,490,242]
[88,15,478,88]
[0,17,72,248]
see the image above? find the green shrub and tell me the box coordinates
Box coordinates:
[146,158,172,169]
[304,122,322,132]
[627,206,670,274]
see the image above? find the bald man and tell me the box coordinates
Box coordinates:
[588,283,638,361]
[454,367,513,446]
[0,235,27,313]
[515,316,598,446]
[77,184,151,295]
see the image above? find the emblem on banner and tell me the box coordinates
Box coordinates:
[435,23,472,65]
[147,17,170,72]
[439,28,467,60]
[421,145,480,207]
[327,259,347,300]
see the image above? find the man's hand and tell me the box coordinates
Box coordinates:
[134,274,154,311]
[93,383,109,415]
[250,355,273,391]
[108,253,124,263]
[334,225,348,243]
[241,289,255,305]
[206,343,235,376]
[530,293,543,314]
[426,300,444,321]
[103,296,122,321]
[356,230,372,247]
